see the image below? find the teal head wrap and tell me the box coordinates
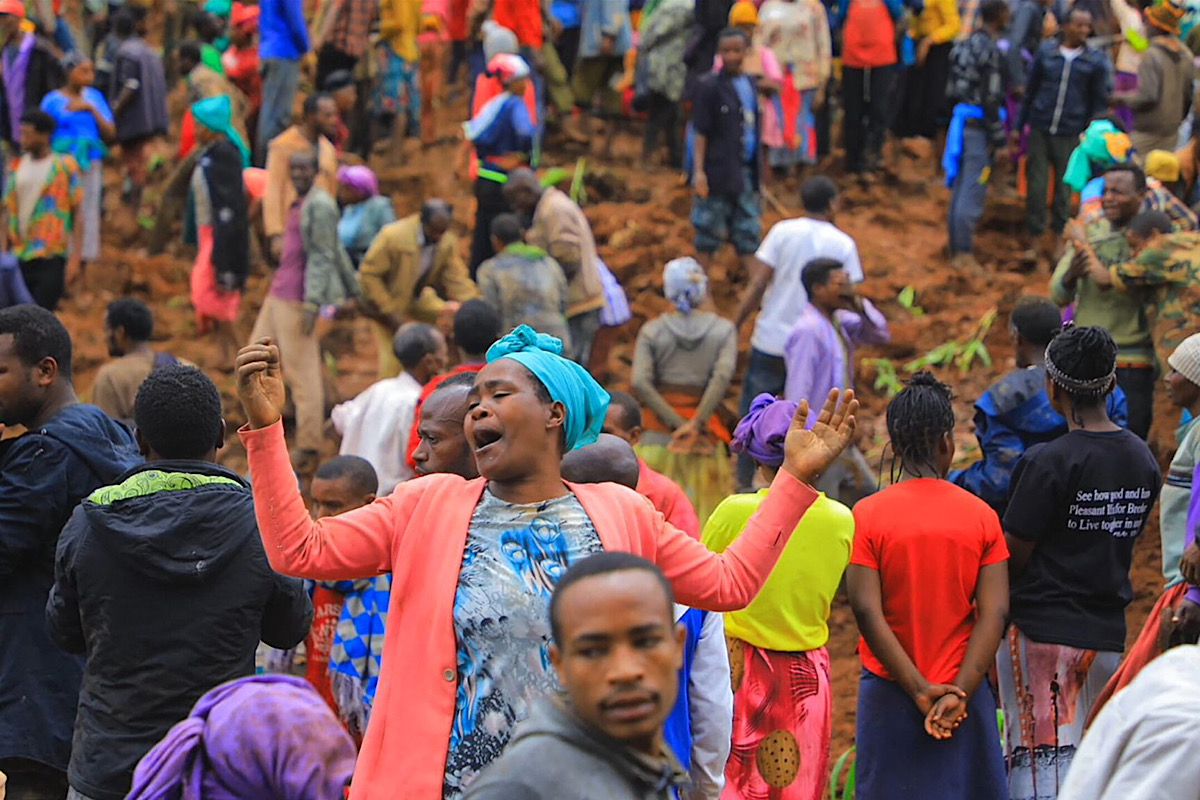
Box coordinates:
[192,95,250,167]
[485,325,610,453]
[1063,120,1133,193]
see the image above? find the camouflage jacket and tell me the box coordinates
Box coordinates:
[1050,218,1155,365]
[1110,231,1200,359]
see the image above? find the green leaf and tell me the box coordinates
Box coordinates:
[898,285,916,308]
[828,746,856,800]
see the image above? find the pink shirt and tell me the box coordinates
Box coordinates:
[241,419,818,799]
[636,458,701,539]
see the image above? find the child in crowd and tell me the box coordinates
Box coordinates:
[848,371,1009,800]
[691,28,762,275]
[998,325,1160,800]
[4,110,82,311]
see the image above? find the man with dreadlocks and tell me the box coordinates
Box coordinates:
[997,325,1160,800]
[847,371,1009,799]
[951,297,1128,515]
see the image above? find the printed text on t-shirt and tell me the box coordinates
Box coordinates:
[1068,487,1154,536]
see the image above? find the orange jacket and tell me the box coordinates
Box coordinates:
[241,419,818,800]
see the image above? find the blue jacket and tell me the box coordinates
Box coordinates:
[0,404,141,770]
[1017,40,1111,136]
[691,71,761,197]
[47,461,311,800]
[260,0,311,60]
[950,365,1128,514]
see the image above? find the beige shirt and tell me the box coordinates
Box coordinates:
[91,352,189,425]
[263,126,339,238]
[526,188,605,318]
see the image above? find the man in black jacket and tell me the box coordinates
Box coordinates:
[46,365,313,800]
[0,306,141,800]
[1016,8,1109,259]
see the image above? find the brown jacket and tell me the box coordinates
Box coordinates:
[359,214,478,322]
[526,187,606,318]
[264,126,339,237]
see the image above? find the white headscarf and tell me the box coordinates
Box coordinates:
[663,257,708,314]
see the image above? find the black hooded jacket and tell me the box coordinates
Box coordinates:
[46,460,313,800]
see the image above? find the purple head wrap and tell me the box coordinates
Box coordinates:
[126,675,357,800]
[731,393,796,468]
[337,164,380,197]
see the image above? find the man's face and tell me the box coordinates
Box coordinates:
[502,183,538,215]
[0,334,46,427]
[1063,10,1092,46]
[312,97,341,140]
[423,215,451,245]
[310,475,374,520]
[103,323,124,358]
[289,156,317,196]
[812,269,853,311]
[717,35,746,74]
[333,85,357,113]
[1103,171,1142,226]
[1166,368,1200,409]
[550,570,684,753]
[412,386,478,478]
[602,405,640,447]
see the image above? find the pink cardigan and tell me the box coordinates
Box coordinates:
[241,420,817,799]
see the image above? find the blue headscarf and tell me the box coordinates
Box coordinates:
[486,325,610,452]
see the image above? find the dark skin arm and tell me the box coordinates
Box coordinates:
[847,564,965,715]
[733,259,772,329]
[1004,533,1036,578]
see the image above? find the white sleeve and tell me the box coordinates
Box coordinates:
[754,223,781,268]
[685,612,733,800]
[844,237,864,283]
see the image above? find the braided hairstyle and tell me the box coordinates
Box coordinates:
[885,371,956,482]
[1045,325,1118,421]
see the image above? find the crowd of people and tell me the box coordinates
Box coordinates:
[4,0,1200,796]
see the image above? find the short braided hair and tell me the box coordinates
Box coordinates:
[885,371,955,480]
[1044,325,1117,410]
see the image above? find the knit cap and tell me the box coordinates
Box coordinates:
[1169,333,1200,386]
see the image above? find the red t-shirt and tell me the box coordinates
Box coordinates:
[850,478,1008,685]
[491,0,543,48]
[305,584,346,714]
[636,459,700,539]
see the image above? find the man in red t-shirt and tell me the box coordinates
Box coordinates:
[603,390,700,538]
[405,298,501,470]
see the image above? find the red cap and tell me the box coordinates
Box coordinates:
[230,2,259,28]
[0,0,26,18]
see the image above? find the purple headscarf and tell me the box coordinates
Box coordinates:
[126,675,357,800]
[337,164,379,198]
[731,393,796,468]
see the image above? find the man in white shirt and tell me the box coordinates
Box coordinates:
[731,175,862,490]
[330,322,447,494]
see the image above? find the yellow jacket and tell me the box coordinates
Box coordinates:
[911,0,960,44]
[263,126,339,238]
[359,214,479,321]
[380,0,422,61]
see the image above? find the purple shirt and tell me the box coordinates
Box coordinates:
[782,300,890,424]
[1186,458,1200,605]
[271,200,306,301]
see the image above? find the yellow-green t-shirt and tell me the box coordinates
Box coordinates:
[701,490,854,651]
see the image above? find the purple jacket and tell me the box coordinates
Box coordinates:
[1186,458,1200,605]
[782,300,889,424]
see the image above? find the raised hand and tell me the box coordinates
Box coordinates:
[782,388,858,485]
[236,338,286,429]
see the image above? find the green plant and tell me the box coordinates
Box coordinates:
[828,746,856,800]
[956,307,997,374]
[903,341,961,372]
[897,285,925,316]
[869,358,904,398]
[570,158,588,206]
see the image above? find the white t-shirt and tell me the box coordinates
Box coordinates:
[329,371,422,495]
[752,217,863,356]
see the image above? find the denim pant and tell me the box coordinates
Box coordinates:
[1116,365,1155,440]
[256,58,301,165]
[736,348,787,489]
[948,125,991,256]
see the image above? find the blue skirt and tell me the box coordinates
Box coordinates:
[855,670,1007,800]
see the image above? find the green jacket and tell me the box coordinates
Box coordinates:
[301,187,361,308]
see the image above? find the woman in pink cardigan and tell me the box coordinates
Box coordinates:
[235,325,858,800]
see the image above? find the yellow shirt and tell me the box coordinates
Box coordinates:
[381,0,423,61]
[910,0,961,44]
[702,490,853,651]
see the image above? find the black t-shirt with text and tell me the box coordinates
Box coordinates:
[1003,429,1161,651]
